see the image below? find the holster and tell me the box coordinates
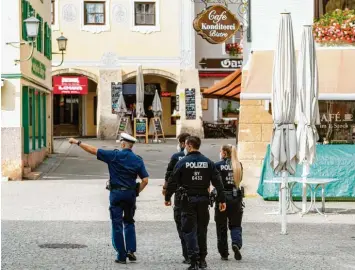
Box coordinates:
[135,183,140,197]
[209,188,217,207]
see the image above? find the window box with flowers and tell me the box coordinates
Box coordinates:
[225,42,243,57]
[313,9,355,45]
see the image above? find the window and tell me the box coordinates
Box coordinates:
[314,0,355,19]
[51,0,55,25]
[134,2,155,25]
[84,1,106,25]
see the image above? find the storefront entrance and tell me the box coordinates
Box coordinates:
[53,95,81,136]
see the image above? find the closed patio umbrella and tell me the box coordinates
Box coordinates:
[270,12,298,234]
[116,94,127,116]
[296,25,320,213]
[152,89,163,117]
[136,65,145,118]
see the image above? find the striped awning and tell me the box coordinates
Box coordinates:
[202,69,242,100]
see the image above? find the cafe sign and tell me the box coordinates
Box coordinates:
[193,5,240,44]
[31,58,46,80]
[53,76,88,95]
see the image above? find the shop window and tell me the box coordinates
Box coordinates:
[84,1,106,25]
[51,0,55,25]
[314,0,355,19]
[134,2,156,25]
[94,96,97,125]
[317,100,355,144]
[170,96,176,125]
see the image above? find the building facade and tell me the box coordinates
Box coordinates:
[239,0,355,194]
[1,0,53,180]
[51,0,204,139]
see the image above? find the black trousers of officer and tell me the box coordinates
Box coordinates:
[214,192,243,256]
[173,196,188,260]
[181,195,210,262]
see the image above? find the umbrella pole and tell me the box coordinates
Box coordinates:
[281,170,288,235]
[302,162,310,214]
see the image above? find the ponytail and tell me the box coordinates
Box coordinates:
[230,145,242,188]
[222,144,242,188]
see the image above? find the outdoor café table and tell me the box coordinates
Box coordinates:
[289,177,339,216]
[263,178,298,215]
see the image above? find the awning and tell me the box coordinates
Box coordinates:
[202,69,242,100]
[241,49,355,100]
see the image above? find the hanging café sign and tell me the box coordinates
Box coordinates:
[193,5,241,44]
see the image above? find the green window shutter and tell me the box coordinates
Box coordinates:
[31,89,36,150]
[28,4,34,17]
[48,27,52,60]
[44,22,48,58]
[22,86,30,154]
[42,94,47,147]
[37,94,42,148]
[22,0,28,41]
[36,15,42,52]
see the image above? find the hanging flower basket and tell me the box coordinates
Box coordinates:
[225,42,243,57]
[313,9,355,45]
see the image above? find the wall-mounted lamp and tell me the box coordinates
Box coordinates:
[52,33,68,67]
[6,15,40,65]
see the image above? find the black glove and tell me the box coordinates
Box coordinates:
[136,182,140,197]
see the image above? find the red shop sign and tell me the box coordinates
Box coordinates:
[161,92,171,97]
[53,76,88,95]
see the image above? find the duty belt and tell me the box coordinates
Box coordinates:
[110,184,136,191]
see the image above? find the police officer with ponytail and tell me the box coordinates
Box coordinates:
[165,136,226,270]
[213,144,244,261]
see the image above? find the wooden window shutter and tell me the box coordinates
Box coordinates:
[21,0,28,40]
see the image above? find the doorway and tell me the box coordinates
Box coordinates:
[53,94,81,136]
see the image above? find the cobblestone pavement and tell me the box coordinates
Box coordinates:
[2,139,355,269]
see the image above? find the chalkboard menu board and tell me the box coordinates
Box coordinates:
[134,118,148,142]
[153,118,163,135]
[185,88,196,120]
[111,82,122,114]
[119,117,128,132]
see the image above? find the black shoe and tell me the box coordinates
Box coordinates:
[199,259,207,269]
[187,264,199,270]
[221,256,228,261]
[232,245,242,260]
[183,258,191,264]
[127,252,137,261]
[114,259,127,264]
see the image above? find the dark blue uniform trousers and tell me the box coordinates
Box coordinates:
[109,190,137,261]
[214,193,243,256]
[181,196,210,262]
[173,202,188,260]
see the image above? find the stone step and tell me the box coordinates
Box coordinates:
[23,167,31,175]
[23,171,42,180]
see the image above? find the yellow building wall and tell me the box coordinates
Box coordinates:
[86,93,97,136]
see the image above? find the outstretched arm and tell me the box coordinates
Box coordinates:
[69,138,98,155]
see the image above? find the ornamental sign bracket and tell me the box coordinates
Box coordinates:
[193,4,241,44]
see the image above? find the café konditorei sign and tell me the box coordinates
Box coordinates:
[193,5,241,44]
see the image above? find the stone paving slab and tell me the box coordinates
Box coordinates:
[2,221,355,270]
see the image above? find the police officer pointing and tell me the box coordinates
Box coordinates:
[68,133,149,264]
[162,133,190,264]
[165,136,226,270]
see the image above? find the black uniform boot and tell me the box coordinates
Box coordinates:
[183,257,191,264]
[188,261,199,270]
[232,244,242,260]
[127,252,137,261]
[199,258,207,269]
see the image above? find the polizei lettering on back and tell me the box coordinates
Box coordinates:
[186,162,208,169]
[220,164,232,171]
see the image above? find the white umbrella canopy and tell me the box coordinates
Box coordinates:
[296,25,320,165]
[116,94,127,115]
[152,89,163,116]
[270,13,298,235]
[270,12,298,176]
[136,65,145,118]
[296,25,320,214]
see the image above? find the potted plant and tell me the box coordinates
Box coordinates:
[313,8,355,45]
[225,42,243,57]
